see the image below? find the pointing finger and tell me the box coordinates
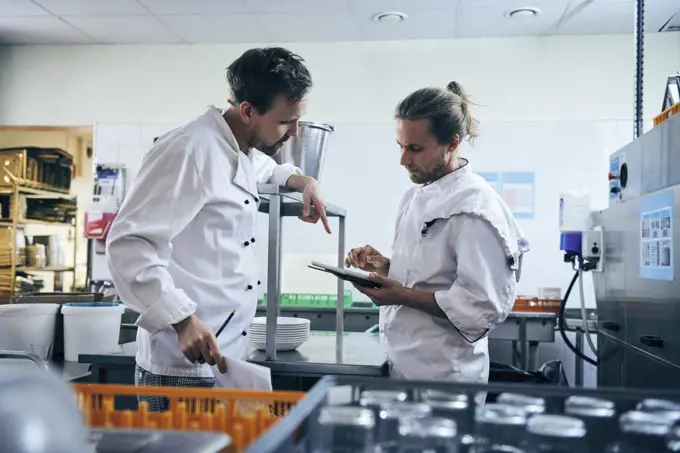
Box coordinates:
[319,206,331,234]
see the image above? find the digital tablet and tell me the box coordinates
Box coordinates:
[308,261,382,289]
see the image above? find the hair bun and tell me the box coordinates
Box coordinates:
[449,80,471,101]
[446,81,461,95]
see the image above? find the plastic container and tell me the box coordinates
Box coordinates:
[61,302,125,362]
[263,291,353,308]
[559,192,591,233]
[512,296,561,314]
[0,303,59,359]
[653,101,680,127]
[72,383,305,452]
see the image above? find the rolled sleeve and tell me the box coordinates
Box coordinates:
[270,163,300,186]
[135,291,197,334]
[106,141,208,335]
[434,216,516,339]
[252,150,300,185]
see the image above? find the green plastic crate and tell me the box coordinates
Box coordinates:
[262,290,353,307]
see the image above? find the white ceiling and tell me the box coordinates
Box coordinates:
[0,0,678,45]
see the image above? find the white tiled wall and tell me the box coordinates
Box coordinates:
[91,122,180,281]
[93,122,181,184]
[92,118,649,288]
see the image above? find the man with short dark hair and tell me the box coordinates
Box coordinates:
[107,47,329,410]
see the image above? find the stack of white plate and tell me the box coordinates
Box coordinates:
[249,317,310,351]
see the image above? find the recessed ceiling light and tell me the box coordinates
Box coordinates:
[506,7,540,18]
[372,11,408,24]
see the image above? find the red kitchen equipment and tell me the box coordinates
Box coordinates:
[84,164,126,242]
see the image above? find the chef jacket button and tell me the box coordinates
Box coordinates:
[250,237,256,243]
[247,285,253,290]
[257,280,261,285]
[245,199,250,204]
[243,241,250,247]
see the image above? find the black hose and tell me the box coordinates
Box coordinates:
[559,270,622,368]
[558,271,598,366]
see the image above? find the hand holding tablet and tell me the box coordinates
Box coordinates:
[308,261,382,289]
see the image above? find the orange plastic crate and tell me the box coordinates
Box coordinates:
[654,101,680,127]
[72,383,305,452]
[513,296,561,314]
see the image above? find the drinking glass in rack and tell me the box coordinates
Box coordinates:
[377,402,432,453]
[564,395,617,452]
[469,403,528,453]
[397,416,459,453]
[315,406,376,453]
[496,393,546,416]
[615,410,675,453]
[524,414,589,453]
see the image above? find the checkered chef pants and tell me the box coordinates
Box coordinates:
[134,364,215,412]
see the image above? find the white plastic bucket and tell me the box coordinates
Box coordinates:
[61,302,125,362]
[0,304,59,359]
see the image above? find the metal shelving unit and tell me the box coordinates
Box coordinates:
[257,184,347,361]
[0,181,77,303]
[0,185,71,198]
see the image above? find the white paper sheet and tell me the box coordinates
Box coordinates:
[212,359,273,417]
[212,358,272,391]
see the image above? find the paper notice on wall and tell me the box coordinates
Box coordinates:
[476,171,535,219]
[640,191,674,281]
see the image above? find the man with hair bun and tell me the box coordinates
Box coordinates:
[346,81,530,392]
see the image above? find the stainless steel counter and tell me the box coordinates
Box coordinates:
[53,361,92,382]
[0,350,92,382]
[117,308,558,373]
[254,307,558,371]
[493,311,557,371]
[80,332,385,379]
[83,316,557,381]
[248,332,384,377]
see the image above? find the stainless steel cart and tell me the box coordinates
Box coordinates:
[257,184,347,360]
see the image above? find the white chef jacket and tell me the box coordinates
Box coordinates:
[381,160,530,387]
[106,106,299,378]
